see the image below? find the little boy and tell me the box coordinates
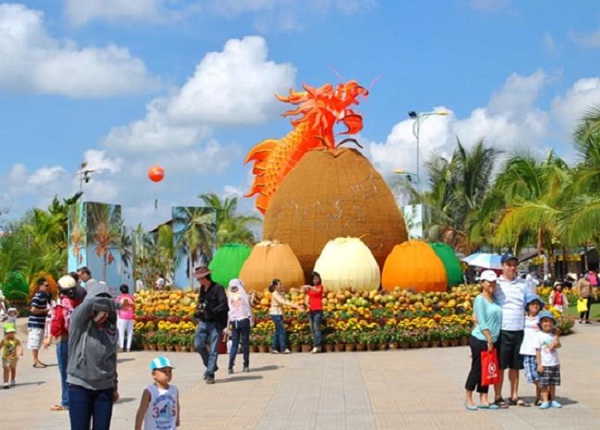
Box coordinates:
[2,326,23,388]
[6,308,18,326]
[535,310,562,409]
[135,356,180,430]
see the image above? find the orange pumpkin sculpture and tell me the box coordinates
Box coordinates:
[239,241,305,292]
[382,240,448,292]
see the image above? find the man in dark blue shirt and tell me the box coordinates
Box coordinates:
[28,278,50,368]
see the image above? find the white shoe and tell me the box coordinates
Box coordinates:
[10,380,15,387]
[310,347,318,354]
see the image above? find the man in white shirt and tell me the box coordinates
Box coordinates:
[492,253,529,407]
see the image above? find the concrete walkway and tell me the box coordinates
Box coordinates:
[3,320,600,429]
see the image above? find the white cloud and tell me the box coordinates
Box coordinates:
[65,0,194,26]
[105,36,295,153]
[551,77,600,135]
[0,4,160,97]
[568,28,600,48]
[367,71,552,177]
[167,36,296,125]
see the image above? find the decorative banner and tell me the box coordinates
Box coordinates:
[68,201,128,296]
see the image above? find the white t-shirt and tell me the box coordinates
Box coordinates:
[493,276,528,331]
[535,331,559,367]
[519,315,540,356]
[144,384,179,430]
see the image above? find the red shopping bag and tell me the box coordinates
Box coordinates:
[481,349,500,386]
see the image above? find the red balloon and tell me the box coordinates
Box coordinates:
[148,166,165,182]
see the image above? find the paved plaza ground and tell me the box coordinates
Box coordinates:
[2,319,600,430]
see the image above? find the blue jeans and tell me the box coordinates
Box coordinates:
[309,310,323,347]
[228,318,250,369]
[56,339,69,407]
[271,315,286,352]
[194,321,221,377]
[68,384,114,430]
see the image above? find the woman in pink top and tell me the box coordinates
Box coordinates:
[116,284,135,352]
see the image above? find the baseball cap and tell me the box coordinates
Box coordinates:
[537,310,556,326]
[525,293,545,309]
[500,253,518,264]
[4,326,16,334]
[150,356,174,370]
[479,270,498,282]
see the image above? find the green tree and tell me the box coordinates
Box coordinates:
[492,152,571,264]
[172,206,217,287]
[423,138,500,254]
[197,193,260,247]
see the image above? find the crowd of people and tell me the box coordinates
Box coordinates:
[0,259,597,428]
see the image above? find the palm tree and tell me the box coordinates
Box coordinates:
[565,107,600,246]
[492,152,572,273]
[423,138,501,254]
[86,203,122,281]
[172,206,217,287]
[197,193,260,247]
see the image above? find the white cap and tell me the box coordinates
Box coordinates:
[480,270,498,282]
[58,275,77,290]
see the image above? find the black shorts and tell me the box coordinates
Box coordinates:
[499,330,524,370]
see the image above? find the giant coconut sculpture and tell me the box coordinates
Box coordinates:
[244,81,408,278]
[263,148,407,275]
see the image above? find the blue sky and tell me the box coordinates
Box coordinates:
[1,0,599,229]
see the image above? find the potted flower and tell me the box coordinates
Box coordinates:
[343,331,357,352]
[289,332,301,353]
[145,331,157,351]
[183,334,195,352]
[356,332,369,351]
[155,330,168,351]
[334,332,345,352]
[301,332,313,353]
[429,328,441,348]
[323,332,336,353]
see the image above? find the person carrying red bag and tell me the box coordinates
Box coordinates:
[464,270,503,410]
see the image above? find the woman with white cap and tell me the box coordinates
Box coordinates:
[464,269,503,410]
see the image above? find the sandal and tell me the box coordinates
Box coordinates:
[33,362,47,368]
[494,398,509,409]
[509,398,530,407]
[50,405,68,411]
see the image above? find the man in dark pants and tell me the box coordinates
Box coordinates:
[493,253,528,407]
[193,266,228,384]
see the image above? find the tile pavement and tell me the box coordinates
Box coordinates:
[2,319,600,429]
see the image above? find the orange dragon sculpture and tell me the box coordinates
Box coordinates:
[244,80,368,214]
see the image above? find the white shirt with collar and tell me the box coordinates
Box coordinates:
[493,275,528,331]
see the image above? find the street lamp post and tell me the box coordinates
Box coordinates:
[408,110,449,192]
[78,162,96,192]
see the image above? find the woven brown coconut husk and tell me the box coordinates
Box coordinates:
[263,148,408,278]
[239,241,305,292]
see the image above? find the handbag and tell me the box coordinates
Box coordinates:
[481,348,500,386]
[577,298,588,313]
